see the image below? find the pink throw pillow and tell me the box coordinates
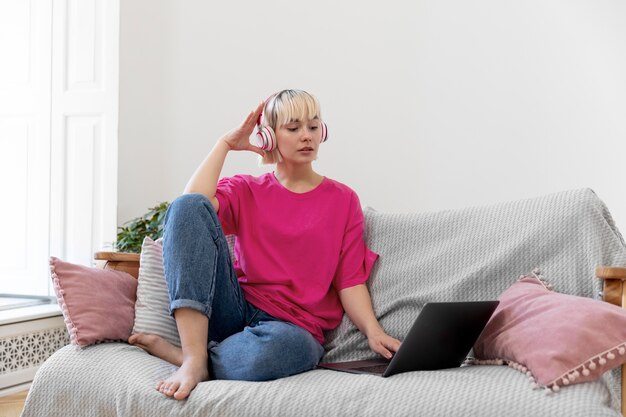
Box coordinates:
[49,256,138,347]
[473,270,626,393]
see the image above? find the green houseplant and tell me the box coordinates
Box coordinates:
[115,202,170,253]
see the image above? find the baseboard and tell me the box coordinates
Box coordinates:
[0,382,31,398]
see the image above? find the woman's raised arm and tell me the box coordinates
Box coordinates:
[184,101,265,210]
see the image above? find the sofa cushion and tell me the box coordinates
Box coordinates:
[133,237,181,346]
[49,256,137,347]
[22,342,623,417]
[132,235,238,346]
[473,270,626,392]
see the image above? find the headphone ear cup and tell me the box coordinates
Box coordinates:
[320,122,328,143]
[256,126,277,151]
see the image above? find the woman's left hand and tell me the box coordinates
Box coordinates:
[367,330,401,360]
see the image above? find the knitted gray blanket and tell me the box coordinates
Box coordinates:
[22,188,626,417]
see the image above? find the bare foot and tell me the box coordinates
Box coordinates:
[156,356,210,400]
[128,333,183,366]
[128,333,209,400]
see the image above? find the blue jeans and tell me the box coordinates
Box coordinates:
[162,193,324,381]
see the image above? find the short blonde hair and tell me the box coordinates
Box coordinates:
[258,89,322,165]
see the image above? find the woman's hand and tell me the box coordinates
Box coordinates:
[219,101,266,156]
[338,284,402,360]
[367,329,401,360]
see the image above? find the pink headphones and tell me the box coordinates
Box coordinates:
[256,92,329,152]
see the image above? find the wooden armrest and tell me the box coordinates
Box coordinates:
[94,251,140,279]
[596,266,626,308]
[596,265,626,415]
[596,266,626,280]
[94,251,140,262]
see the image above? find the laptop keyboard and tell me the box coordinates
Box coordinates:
[354,364,388,374]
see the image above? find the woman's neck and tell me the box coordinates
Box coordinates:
[274,163,324,192]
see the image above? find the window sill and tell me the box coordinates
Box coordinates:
[0,302,61,326]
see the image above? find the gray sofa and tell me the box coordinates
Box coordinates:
[22,188,626,416]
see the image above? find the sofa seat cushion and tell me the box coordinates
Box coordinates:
[22,343,620,417]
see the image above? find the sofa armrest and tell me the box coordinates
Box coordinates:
[596,266,626,414]
[94,251,140,279]
[596,266,626,307]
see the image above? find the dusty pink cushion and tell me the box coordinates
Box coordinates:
[473,270,626,392]
[49,256,138,347]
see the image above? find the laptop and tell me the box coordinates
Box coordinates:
[317,301,499,377]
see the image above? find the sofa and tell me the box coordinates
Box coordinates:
[21,188,626,417]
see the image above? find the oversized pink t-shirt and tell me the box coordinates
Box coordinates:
[215,172,378,344]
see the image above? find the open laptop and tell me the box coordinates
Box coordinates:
[317,301,499,377]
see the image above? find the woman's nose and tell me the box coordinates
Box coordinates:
[301,130,312,141]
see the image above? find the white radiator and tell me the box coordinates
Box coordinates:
[0,314,68,392]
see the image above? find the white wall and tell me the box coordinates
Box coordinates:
[119,0,626,232]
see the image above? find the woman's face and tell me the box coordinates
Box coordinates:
[275,117,322,163]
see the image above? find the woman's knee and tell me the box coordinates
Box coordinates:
[210,321,324,381]
[165,193,219,229]
[169,193,214,215]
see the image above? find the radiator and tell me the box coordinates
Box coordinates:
[0,315,68,392]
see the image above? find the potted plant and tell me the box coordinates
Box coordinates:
[115,202,169,253]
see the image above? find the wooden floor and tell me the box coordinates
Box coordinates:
[0,391,28,417]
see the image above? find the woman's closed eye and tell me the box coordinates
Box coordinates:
[286,124,318,132]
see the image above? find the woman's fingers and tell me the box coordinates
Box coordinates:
[221,101,266,153]
[248,144,265,157]
[244,101,264,128]
[379,340,399,359]
[387,337,401,353]
[237,102,264,141]
[378,346,393,360]
[255,100,265,115]
[242,102,265,153]
[371,335,402,360]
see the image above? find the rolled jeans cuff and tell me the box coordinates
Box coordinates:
[169,299,212,318]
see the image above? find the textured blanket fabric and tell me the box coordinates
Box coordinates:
[22,188,626,416]
[24,343,619,417]
[324,189,626,364]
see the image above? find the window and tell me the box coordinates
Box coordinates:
[0,0,119,298]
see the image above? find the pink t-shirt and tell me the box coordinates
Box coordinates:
[215,172,378,344]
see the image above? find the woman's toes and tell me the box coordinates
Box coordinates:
[167,382,180,397]
[174,383,193,400]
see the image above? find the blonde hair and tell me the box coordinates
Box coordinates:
[258,89,322,165]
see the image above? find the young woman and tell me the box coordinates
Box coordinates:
[129,89,400,400]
